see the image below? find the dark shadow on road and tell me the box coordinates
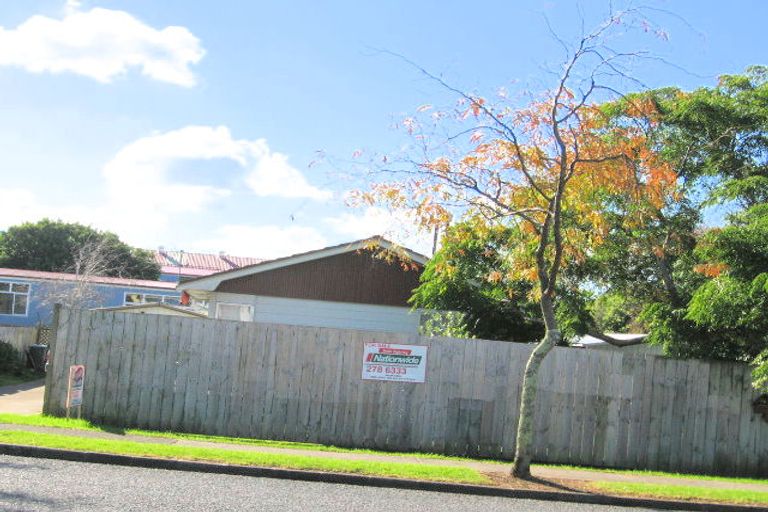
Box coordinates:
[0,490,60,507]
[0,460,51,471]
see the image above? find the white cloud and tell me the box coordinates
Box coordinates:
[245,144,332,201]
[0,188,50,229]
[104,125,330,208]
[0,187,111,236]
[324,206,434,255]
[0,6,204,86]
[103,126,236,215]
[1,125,332,252]
[196,224,328,260]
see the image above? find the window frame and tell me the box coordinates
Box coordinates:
[215,302,253,322]
[0,279,31,317]
[123,291,181,306]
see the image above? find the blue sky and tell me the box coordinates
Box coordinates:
[0,0,764,258]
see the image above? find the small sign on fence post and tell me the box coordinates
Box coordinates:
[66,364,85,419]
[362,342,427,383]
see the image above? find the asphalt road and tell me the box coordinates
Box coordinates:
[0,455,682,512]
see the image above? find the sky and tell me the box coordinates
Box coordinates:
[0,0,765,259]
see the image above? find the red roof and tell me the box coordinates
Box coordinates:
[0,267,177,290]
[159,266,218,278]
[154,250,263,275]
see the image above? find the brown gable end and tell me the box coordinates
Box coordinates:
[214,250,423,307]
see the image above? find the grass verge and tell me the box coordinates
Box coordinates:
[3,413,766,493]
[0,430,489,485]
[541,463,768,487]
[590,481,768,506]
[0,413,503,464]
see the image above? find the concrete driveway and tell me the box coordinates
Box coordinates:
[0,379,44,414]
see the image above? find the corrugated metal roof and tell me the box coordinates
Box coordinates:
[159,266,217,277]
[0,267,177,290]
[154,251,263,273]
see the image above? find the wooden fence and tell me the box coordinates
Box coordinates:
[44,307,768,476]
[0,325,39,361]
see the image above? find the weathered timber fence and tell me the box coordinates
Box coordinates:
[44,308,768,476]
[0,325,39,361]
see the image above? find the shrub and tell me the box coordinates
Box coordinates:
[0,341,24,375]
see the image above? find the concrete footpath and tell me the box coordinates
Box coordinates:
[0,380,44,414]
[1,422,767,495]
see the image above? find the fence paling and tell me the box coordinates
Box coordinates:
[45,308,768,477]
[0,325,39,362]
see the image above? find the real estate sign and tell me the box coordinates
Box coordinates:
[362,343,427,383]
[67,364,85,408]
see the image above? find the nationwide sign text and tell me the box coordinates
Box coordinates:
[362,343,427,383]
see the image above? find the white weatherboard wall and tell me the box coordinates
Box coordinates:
[208,293,421,334]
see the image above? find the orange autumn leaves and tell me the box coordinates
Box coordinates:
[358,91,680,288]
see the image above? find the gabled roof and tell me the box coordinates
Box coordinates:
[154,250,263,276]
[92,302,207,317]
[178,236,428,293]
[0,267,177,290]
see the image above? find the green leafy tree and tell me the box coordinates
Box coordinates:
[591,67,768,373]
[655,66,768,208]
[685,205,768,387]
[411,220,544,342]
[0,219,159,280]
[589,292,643,333]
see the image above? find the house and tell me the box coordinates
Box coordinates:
[153,248,263,283]
[0,267,181,327]
[178,237,427,334]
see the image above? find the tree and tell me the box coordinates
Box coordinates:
[653,66,768,209]
[0,219,159,280]
[411,219,544,342]
[359,11,676,476]
[685,204,768,384]
[591,68,768,376]
[589,292,644,333]
[411,219,596,343]
[40,236,122,312]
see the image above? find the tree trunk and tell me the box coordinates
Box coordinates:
[511,295,560,478]
[655,253,682,307]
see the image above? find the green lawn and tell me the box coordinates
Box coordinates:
[0,429,489,485]
[0,370,43,388]
[590,481,768,506]
[0,413,503,463]
[2,413,767,496]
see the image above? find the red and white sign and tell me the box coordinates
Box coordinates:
[362,343,427,383]
[67,365,85,408]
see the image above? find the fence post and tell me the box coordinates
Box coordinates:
[41,303,62,416]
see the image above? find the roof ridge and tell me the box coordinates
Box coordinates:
[0,267,177,289]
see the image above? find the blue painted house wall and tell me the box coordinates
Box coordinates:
[159,272,181,283]
[0,276,180,327]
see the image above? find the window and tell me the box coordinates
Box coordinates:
[216,303,253,322]
[123,292,181,306]
[0,281,30,316]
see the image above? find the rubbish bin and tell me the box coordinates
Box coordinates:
[28,344,48,372]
